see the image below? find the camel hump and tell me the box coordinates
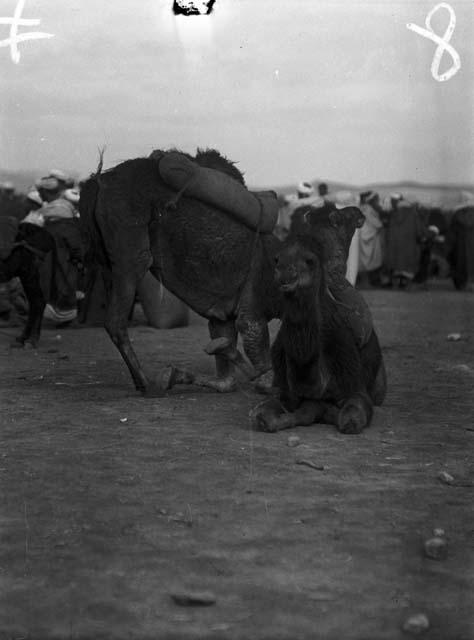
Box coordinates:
[158,151,278,233]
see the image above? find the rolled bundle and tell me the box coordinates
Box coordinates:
[158,151,278,233]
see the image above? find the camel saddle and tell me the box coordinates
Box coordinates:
[157,151,278,233]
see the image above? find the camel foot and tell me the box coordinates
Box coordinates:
[194,375,237,393]
[253,370,276,395]
[337,395,372,434]
[154,365,195,392]
[250,398,286,433]
[141,383,167,398]
[154,366,237,394]
[11,337,37,349]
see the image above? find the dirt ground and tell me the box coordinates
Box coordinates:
[0,280,473,640]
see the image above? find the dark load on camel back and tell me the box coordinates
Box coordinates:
[251,232,387,434]
[79,147,382,396]
[152,150,278,233]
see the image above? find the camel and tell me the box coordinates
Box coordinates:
[79,148,380,397]
[251,232,387,433]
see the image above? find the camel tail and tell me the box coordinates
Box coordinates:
[79,173,108,269]
[79,147,111,268]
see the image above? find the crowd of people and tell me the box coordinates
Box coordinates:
[0,172,83,326]
[276,181,474,292]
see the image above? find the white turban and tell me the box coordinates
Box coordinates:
[297,181,315,196]
[63,188,80,204]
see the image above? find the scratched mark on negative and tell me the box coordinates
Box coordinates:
[407,2,461,82]
[173,0,216,16]
[0,0,54,64]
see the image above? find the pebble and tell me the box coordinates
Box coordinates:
[402,613,430,635]
[437,470,454,485]
[170,590,216,606]
[295,458,325,471]
[424,536,448,560]
[287,436,301,447]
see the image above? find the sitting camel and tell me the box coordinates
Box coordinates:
[251,232,386,433]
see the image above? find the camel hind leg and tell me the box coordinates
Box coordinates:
[104,270,153,393]
[98,221,156,393]
[206,318,238,390]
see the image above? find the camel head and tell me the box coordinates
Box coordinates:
[274,236,325,297]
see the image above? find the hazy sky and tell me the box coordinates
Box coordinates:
[0,0,473,187]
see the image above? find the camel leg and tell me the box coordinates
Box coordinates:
[105,272,152,394]
[17,254,46,349]
[155,319,240,394]
[235,311,273,394]
[235,276,272,374]
[1,249,44,349]
[236,314,271,374]
[371,360,387,406]
[202,318,238,391]
[251,398,326,433]
[208,318,237,378]
[325,392,373,434]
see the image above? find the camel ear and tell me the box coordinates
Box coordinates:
[328,210,342,227]
[339,206,365,229]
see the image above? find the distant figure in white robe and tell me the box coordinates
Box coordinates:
[358,191,384,281]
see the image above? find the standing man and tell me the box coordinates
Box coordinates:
[446,192,474,291]
[358,191,384,286]
[385,194,423,288]
[36,175,83,324]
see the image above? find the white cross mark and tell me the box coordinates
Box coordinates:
[0,0,54,64]
[407,3,461,82]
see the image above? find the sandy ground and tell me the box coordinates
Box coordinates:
[0,281,473,640]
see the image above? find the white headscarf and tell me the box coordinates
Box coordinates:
[297,181,315,197]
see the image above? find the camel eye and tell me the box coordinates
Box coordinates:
[305,257,315,267]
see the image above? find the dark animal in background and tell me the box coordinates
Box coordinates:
[0,219,56,348]
[79,149,282,395]
[252,233,386,434]
[446,204,474,291]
